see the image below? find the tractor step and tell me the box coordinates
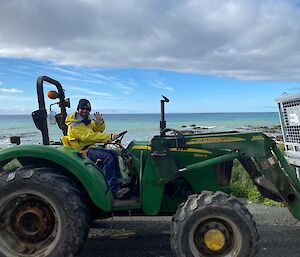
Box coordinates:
[112,196,141,211]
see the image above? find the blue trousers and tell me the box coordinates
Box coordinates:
[87,148,121,194]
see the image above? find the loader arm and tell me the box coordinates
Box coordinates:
[149,131,300,219]
[182,131,300,219]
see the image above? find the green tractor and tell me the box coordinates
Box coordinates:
[0,76,300,257]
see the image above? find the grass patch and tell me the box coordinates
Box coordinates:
[231,160,284,207]
[2,158,21,171]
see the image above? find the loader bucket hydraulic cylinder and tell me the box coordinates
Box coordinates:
[273,145,300,190]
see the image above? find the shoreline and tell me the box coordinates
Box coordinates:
[0,124,284,147]
[179,123,283,141]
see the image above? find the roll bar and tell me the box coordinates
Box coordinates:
[32,76,68,145]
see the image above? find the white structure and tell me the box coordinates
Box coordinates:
[276,93,300,178]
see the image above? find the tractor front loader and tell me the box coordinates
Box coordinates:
[0,76,299,257]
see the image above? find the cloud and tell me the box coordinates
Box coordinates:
[68,86,112,97]
[51,66,82,76]
[63,71,136,95]
[112,81,135,95]
[0,95,34,102]
[0,88,23,93]
[151,81,174,91]
[1,0,300,81]
[0,81,2,85]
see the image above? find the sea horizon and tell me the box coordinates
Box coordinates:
[0,111,278,116]
[0,112,281,147]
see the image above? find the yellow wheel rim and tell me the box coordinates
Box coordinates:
[203,229,226,251]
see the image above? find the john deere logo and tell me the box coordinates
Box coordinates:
[187,137,245,144]
[251,136,264,141]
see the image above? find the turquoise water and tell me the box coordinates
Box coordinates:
[0,113,280,147]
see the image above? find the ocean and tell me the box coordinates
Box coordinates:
[0,112,280,147]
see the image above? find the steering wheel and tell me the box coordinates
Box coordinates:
[114,130,127,143]
[106,130,128,150]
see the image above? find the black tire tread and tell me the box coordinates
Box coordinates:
[0,166,89,257]
[170,191,259,257]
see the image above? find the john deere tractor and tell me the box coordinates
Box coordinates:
[0,76,300,257]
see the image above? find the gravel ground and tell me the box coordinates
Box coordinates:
[78,204,300,257]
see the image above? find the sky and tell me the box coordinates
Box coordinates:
[1,0,300,114]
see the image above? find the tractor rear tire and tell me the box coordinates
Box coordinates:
[170,191,258,257]
[0,166,89,257]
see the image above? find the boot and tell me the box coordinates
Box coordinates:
[114,187,130,199]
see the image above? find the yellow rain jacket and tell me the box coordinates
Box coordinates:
[63,112,114,150]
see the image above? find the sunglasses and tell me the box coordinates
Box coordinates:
[80,107,91,111]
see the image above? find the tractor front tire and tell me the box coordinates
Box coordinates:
[0,166,89,257]
[170,191,258,257]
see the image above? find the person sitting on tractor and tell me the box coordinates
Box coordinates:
[64,98,130,199]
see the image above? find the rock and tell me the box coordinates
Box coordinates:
[181,130,195,135]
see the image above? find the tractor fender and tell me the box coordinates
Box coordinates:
[0,145,113,212]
